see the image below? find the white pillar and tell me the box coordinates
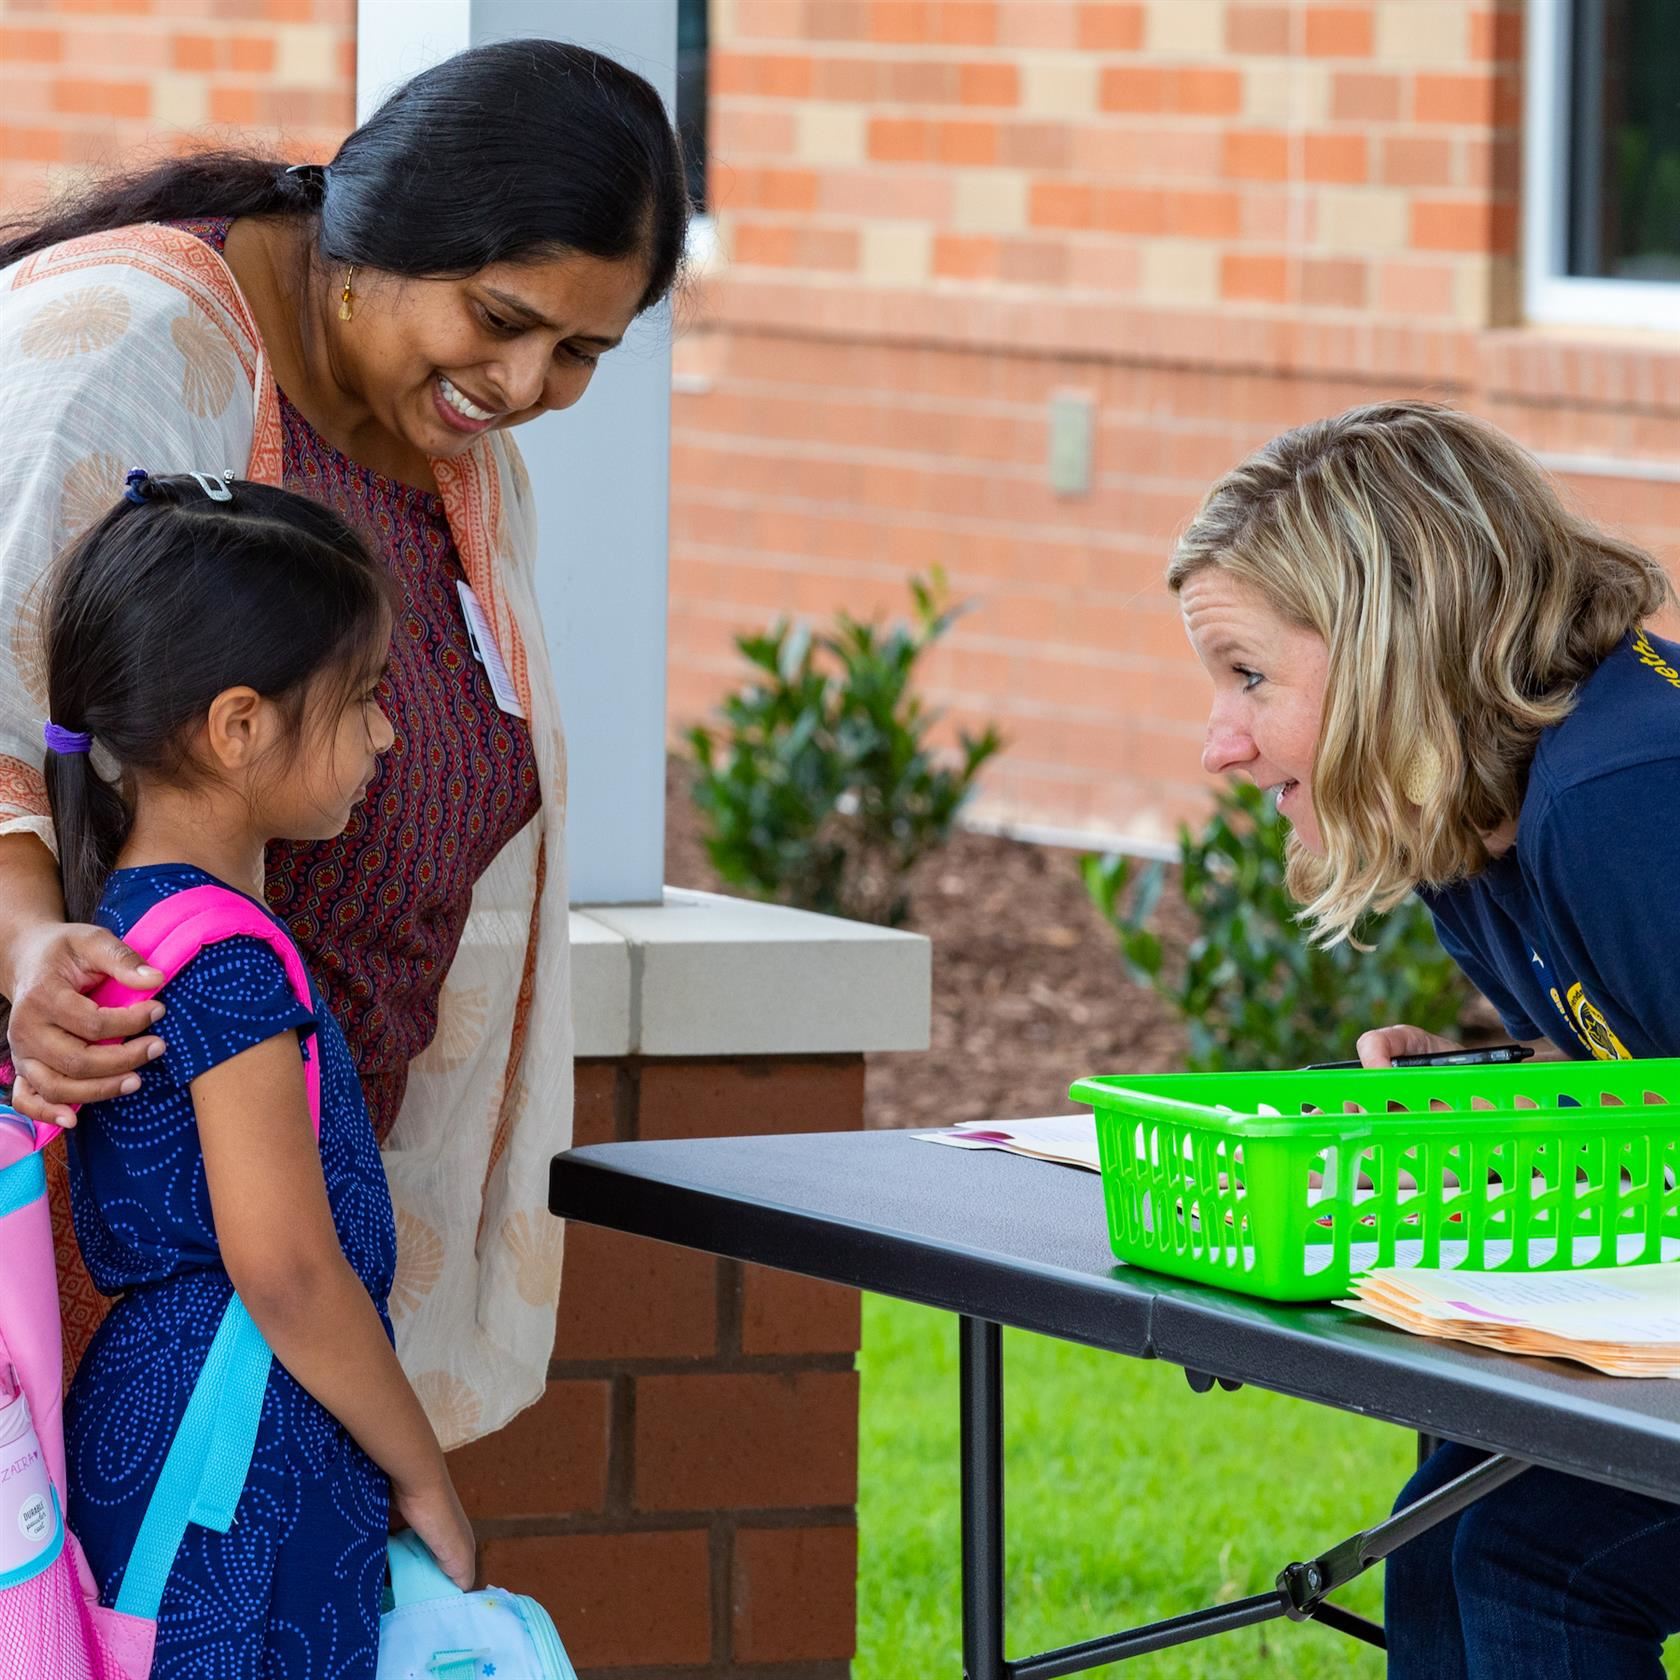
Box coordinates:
[356,0,675,905]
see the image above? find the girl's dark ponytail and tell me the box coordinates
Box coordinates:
[41,473,391,925]
[41,739,130,927]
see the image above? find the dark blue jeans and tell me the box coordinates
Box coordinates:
[1385,1444,1680,1679]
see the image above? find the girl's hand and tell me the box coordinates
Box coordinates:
[198,1033,477,1589]
[5,923,166,1125]
[1355,1024,1462,1068]
[394,1473,476,1591]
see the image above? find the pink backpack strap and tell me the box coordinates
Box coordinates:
[87,886,321,1139]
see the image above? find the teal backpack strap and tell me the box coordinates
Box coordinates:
[0,1145,45,1218]
[387,1529,466,1609]
[115,1294,274,1618]
[183,1296,272,1530]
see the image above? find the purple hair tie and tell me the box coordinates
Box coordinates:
[123,467,150,506]
[43,722,92,755]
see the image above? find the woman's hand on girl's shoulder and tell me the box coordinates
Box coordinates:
[5,922,167,1124]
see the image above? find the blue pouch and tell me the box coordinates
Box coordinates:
[379,1531,577,1680]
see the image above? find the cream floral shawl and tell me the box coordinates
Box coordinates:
[0,225,572,1449]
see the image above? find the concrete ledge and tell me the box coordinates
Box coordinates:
[569,888,931,1058]
[569,913,633,1059]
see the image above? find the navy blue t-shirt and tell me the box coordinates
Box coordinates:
[67,863,395,1302]
[1422,628,1680,1060]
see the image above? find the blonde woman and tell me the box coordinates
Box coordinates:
[1170,401,1680,1678]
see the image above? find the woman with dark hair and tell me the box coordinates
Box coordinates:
[0,38,689,1449]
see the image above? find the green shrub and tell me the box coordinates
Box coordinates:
[1082,780,1470,1070]
[687,570,1003,926]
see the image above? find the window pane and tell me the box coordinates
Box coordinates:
[1569,0,1680,280]
[676,0,709,210]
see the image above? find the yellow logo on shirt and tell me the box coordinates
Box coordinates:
[1554,982,1631,1061]
[1631,627,1680,692]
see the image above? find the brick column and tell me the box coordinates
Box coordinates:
[447,1055,865,1679]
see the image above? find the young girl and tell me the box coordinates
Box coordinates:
[42,471,474,1676]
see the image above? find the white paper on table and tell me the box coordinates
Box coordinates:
[913,1114,1102,1172]
[1330,1232,1680,1273]
[1352,1262,1680,1343]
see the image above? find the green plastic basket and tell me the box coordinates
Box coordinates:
[1068,1060,1680,1302]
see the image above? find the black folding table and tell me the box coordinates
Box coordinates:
[549,1129,1680,1678]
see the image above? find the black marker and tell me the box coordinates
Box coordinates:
[1303,1044,1536,1073]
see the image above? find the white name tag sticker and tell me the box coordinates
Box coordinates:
[457,581,527,719]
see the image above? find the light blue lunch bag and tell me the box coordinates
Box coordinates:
[380,1531,577,1680]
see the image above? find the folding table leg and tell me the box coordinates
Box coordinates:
[1277,1450,1530,1634]
[953,1321,1527,1678]
[959,1316,1006,1680]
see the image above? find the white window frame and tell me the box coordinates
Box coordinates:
[1525,0,1680,332]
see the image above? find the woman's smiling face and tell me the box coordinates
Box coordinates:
[340,250,649,459]
[1179,565,1331,854]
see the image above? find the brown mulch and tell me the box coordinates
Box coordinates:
[663,758,1505,1131]
[663,758,1194,1130]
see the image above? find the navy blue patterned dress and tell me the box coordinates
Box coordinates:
[64,864,397,1679]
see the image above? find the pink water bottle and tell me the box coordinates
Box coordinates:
[0,1361,57,1579]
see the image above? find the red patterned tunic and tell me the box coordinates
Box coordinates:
[181,220,543,1142]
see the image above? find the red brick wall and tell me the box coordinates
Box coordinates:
[450,1056,864,1679]
[673,0,1680,848]
[0,0,354,213]
[9,2,1678,849]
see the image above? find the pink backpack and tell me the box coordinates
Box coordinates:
[0,886,320,1680]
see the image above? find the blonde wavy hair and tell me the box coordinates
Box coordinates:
[1168,401,1674,945]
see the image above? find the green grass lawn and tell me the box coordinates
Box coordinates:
[855,1292,1680,1680]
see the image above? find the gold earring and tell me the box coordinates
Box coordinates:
[338,266,356,323]
[1400,738,1444,806]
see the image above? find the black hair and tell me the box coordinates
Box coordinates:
[43,476,392,924]
[0,39,689,312]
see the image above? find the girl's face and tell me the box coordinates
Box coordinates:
[264,663,394,841]
[338,251,649,461]
[1179,566,1331,854]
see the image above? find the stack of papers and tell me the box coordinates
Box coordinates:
[1341,1264,1680,1377]
[915,1114,1100,1171]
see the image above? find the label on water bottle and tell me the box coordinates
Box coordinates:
[0,1391,57,1580]
[16,1489,50,1543]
